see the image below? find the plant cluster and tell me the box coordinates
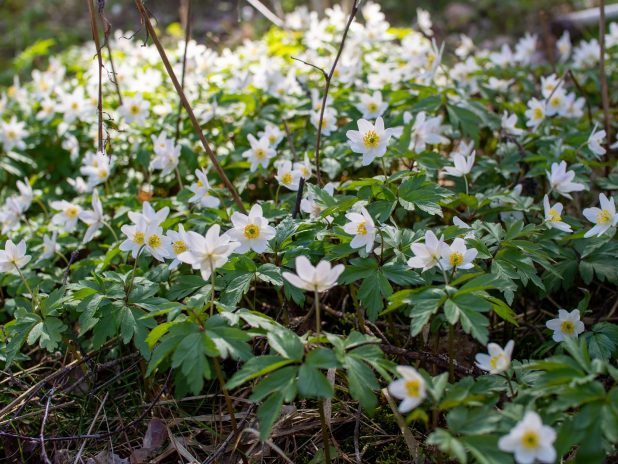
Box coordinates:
[1,2,618,462]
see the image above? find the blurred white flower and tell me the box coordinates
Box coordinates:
[188,168,220,209]
[388,366,427,413]
[546,161,585,199]
[498,411,556,464]
[242,134,276,172]
[407,230,446,272]
[0,240,31,274]
[227,204,275,254]
[178,225,240,280]
[475,340,514,374]
[50,200,82,233]
[545,309,584,342]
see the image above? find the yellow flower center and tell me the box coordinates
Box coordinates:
[255,148,266,159]
[130,104,140,115]
[7,86,16,97]
[134,231,145,245]
[98,168,108,179]
[356,222,367,235]
[550,95,562,108]
[66,206,79,219]
[533,107,544,120]
[362,130,380,149]
[560,320,575,335]
[489,353,505,370]
[71,102,79,110]
[547,208,561,223]
[148,234,161,249]
[597,209,612,225]
[269,135,276,144]
[449,251,464,267]
[172,240,187,255]
[243,224,260,239]
[520,430,540,450]
[196,179,203,188]
[6,130,16,140]
[281,172,293,185]
[367,102,378,113]
[405,379,422,398]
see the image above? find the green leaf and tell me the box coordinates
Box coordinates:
[257,264,284,287]
[267,328,304,361]
[297,364,333,399]
[226,355,295,390]
[399,174,452,217]
[257,392,284,441]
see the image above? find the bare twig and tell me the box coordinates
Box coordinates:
[311,0,360,185]
[86,0,104,152]
[39,388,54,464]
[598,0,612,159]
[245,0,284,27]
[291,56,328,79]
[239,428,294,464]
[175,0,192,143]
[62,250,79,285]
[106,41,123,106]
[134,0,246,213]
[73,392,109,464]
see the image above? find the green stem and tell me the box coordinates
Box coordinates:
[55,251,69,266]
[210,268,216,316]
[503,373,515,397]
[274,185,281,208]
[15,266,36,305]
[314,289,321,338]
[448,324,455,382]
[125,245,144,302]
[380,157,389,182]
[102,221,119,242]
[34,198,49,219]
[175,166,184,190]
[463,175,469,196]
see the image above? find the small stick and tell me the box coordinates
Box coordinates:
[598,0,612,161]
[86,0,104,152]
[175,0,192,143]
[39,388,54,464]
[73,392,109,464]
[134,0,246,213]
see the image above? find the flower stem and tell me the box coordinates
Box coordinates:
[314,289,321,338]
[503,373,515,397]
[318,400,332,464]
[210,270,217,316]
[15,266,36,306]
[125,245,144,302]
[102,221,119,242]
[175,166,184,190]
[463,175,469,196]
[213,356,239,434]
[274,185,281,208]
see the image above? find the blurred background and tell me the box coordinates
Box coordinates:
[0,0,609,85]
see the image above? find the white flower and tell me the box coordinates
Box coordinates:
[310,107,338,136]
[166,224,189,270]
[573,39,600,69]
[39,232,58,262]
[15,178,33,212]
[514,33,537,64]
[498,411,556,464]
[79,190,104,243]
[275,160,301,191]
[227,204,276,254]
[355,91,388,119]
[407,230,446,272]
[120,221,147,258]
[282,256,344,292]
[540,74,561,98]
[149,132,181,175]
[542,195,571,233]
[50,200,82,232]
[583,193,618,238]
[80,151,112,189]
[242,134,276,172]
[144,224,172,262]
[294,154,313,180]
[475,340,514,374]
[416,8,433,36]
[501,112,524,136]
[300,183,335,221]
[557,31,571,61]
[545,88,567,117]
[119,94,150,124]
[178,225,240,280]
[439,238,477,271]
[444,150,475,177]
[128,201,170,228]
[0,116,28,151]
[525,98,545,131]
[408,111,449,154]
[346,117,393,166]
[258,124,284,148]
[545,309,585,342]
[387,366,427,413]
[587,124,606,157]
[0,240,31,273]
[188,169,220,209]
[546,161,585,199]
[343,206,376,253]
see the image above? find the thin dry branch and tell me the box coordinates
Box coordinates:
[134,0,247,213]
[599,0,612,158]
[311,0,360,185]
[86,0,104,152]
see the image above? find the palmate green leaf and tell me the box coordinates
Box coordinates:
[339,257,378,284]
[343,355,379,412]
[204,316,253,361]
[427,429,468,463]
[446,406,502,436]
[27,317,67,351]
[297,364,333,399]
[167,274,207,300]
[399,174,452,217]
[358,270,392,321]
[220,272,253,306]
[409,287,447,336]
[250,366,299,402]
[226,355,296,390]
[444,294,490,344]
[256,263,284,286]
[169,329,220,395]
[267,327,304,361]
[305,347,340,369]
[257,392,285,441]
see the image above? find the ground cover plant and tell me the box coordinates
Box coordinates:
[1,1,618,462]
